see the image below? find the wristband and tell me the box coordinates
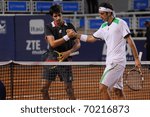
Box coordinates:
[80,34,88,42]
[63,35,70,41]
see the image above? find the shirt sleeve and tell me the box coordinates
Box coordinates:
[120,20,131,38]
[45,24,53,36]
[67,23,77,41]
[93,28,104,40]
[67,23,76,32]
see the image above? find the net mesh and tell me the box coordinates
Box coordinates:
[0,61,150,100]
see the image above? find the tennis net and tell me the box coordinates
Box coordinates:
[0,61,150,100]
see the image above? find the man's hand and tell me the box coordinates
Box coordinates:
[66,29,77,38]
[135,58,141,68]
[60,51,71,61]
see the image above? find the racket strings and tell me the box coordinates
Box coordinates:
[126,70,143,90]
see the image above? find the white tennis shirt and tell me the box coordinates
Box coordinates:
[93,17,130,67]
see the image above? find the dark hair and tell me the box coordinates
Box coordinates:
[49,4,62,16]
[99,2,113,10]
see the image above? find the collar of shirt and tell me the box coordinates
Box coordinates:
[51,21,68,27]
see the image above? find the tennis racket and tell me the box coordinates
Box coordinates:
[49,51,79,69]
[125,52,144,91]
[53,50,79,62]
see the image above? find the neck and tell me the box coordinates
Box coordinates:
[107,16,114,24]
[54,20,64,27]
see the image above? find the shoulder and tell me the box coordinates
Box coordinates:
[115,17,127,25]
[45,24,52,30]
[101,22,108,28]
[66,22,75,28]
[65,22,76,31]
[45,21,54,28]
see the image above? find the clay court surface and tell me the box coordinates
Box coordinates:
[0,64,150,100]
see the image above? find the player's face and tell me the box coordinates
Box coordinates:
[99,11,110,22]
[52,13,63,25]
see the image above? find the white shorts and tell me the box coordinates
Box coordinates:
[100,63,125,90]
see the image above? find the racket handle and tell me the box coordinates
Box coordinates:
[69,51,79,56]
[138,52,143,61]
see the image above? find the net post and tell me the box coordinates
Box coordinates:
[10,62,14,100]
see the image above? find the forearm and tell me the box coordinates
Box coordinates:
[52,30,77,48]
[51,38,66,48]
[130,42,139,60]
[127,37,139,60]
[68,39,81,53]
[61,39,80,60]
[47,35,70,48]
[77,34,96,43]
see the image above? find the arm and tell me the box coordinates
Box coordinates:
[66,29,97,43]
[126,35,141,68]
[77,34,97,43]
[68,39,81,53]
[45,24,67,48]
[61,39,81,61]
[46,35,66,48]
[46,29,77,48]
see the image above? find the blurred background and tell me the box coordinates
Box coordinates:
[0,0,150,61]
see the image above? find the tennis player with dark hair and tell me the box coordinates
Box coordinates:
[41,4,80,100]
[70,2,141,100]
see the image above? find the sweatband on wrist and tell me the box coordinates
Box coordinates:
[80,34,88,42]
[63,35,70,41]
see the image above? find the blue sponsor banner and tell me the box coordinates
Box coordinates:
[0,16,15,61]
[138,17,150,28]
[0,15,146,61]
[62,2,79,12]
[89,19,104,29]
[8,1,27,11]
[133,0,149,10]
[36,2,52,12]
[15,15,52,61]
[35,2,79,12]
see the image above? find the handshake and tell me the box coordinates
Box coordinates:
[63,29,79,41]
[63,29,88,42]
